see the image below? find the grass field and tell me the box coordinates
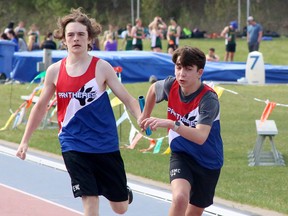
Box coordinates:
[128,36,288,65]
[176,37,288,65]
[0,38,288,214]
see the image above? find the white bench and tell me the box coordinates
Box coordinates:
[248,120,285,166]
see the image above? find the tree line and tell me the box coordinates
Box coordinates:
[1,0,287,37]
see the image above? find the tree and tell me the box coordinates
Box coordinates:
[1,0,287,37]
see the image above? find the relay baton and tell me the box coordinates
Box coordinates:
[138,96,152,136]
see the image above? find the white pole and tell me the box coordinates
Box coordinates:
[238,0,241,31]
[131,0,134,25]
[247,0,250,18]
[137,0,140,18]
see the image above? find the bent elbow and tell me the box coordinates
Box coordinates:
[195,136,208,145]
[196,140,205,145]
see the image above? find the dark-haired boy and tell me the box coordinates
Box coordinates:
[139,46,223,216]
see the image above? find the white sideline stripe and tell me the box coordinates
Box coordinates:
[0,183,83,215]
[128,182,172,202]
[129,182,250,216]
[204,206,251,216]
[0,145,250,216]
[0,145,67,171]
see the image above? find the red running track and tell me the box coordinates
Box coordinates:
[0,183,82,216]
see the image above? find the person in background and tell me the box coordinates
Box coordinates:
[166,17,181,55]
[148,16,167,52]
[28,23,41,47]
[206,48,220,62]
[16,7,141,216]
[103,32,117,51]
[18,37,28,51]
[247,16,263,52]
[0,33,9,40]
[101,24,118,50]
[27,34,40,51]
[6,29,19,51]
[131,18,145,50]
[138,46,223,216]
[57,41,67,50]
[4,21,14,34]
[122,23,133,50]
[92,36,100,50]
[220,21,237,62]
[14,21,26,42]
[6,29,27,51]
[41,32,57,50]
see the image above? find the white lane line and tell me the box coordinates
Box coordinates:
[0,145,251,216]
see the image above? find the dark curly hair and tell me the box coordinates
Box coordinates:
[53,7,102,51]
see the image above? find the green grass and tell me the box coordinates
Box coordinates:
[1,83,288,214]
[134,36,288,65]
[177,37,288,65]
[107,35,288,65]
[1,38,288,214]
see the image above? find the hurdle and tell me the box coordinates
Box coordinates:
[248,120,285,166]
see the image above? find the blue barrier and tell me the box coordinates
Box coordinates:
[9,50,288,84]
[0,40,16,79]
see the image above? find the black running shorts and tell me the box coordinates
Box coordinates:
[226,43,236,52]
[170,152,221,208]
[62,150,128,202]
[132,44,143,50]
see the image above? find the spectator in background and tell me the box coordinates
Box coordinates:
[103,32,117,51]
[122,23,133,50]
[28,23,41,47]
[4,21,14,34]
[92,36,100,50]
[14,21,26,42]
[220,21,237,62]
[131,18,145,50]
[206,48,220,62]
[6,29,27,51]
[57,41,66,50]
[0,33,9,40]
[18,37,28,52]
[148,16,167,52]
[247,16,263,52]
[27,34,40,51]
[41,32,57,50]
[6,29,19,51]
[192,28,206,38]
[101,24,118,50]
[166,17,181,54]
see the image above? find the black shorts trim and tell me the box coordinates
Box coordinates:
[167,44,178,51]
[62,151,128,202]
[151,45,162,49]
[170,152,221,208]
[132,44,143,50]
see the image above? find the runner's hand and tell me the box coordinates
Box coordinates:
[16,143,28,160]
